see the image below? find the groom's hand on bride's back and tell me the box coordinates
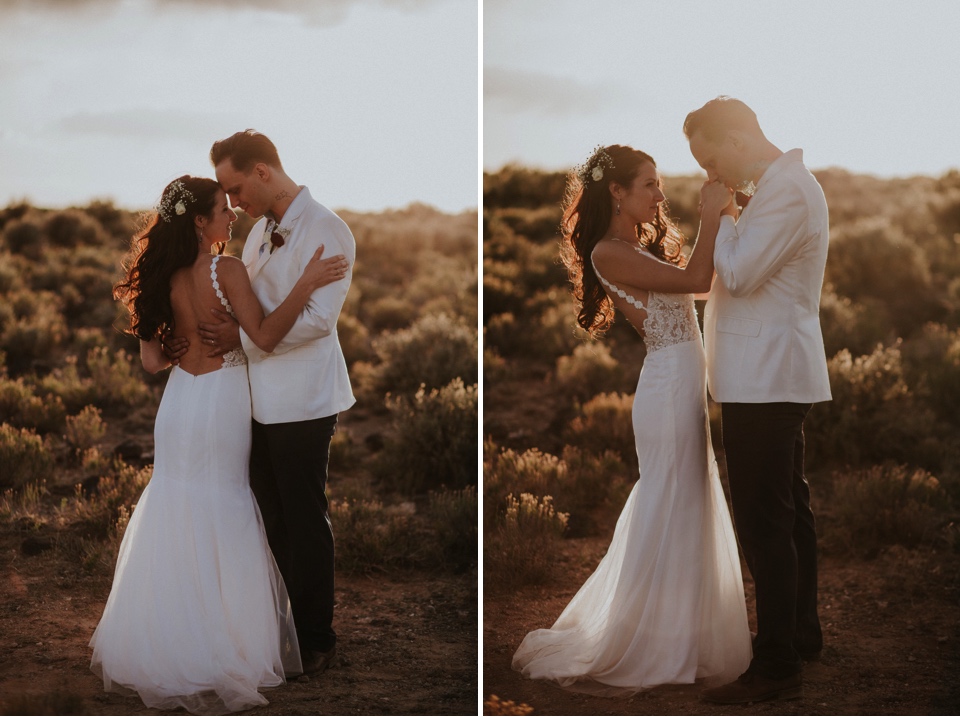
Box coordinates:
[160,333,189,365]
[198,309,242,357]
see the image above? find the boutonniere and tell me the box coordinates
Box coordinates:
[262,222,292,255]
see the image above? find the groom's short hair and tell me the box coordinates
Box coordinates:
[210,130,284,173]
[683,96,763,144]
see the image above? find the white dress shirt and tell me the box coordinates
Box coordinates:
[240,186,356,423]
[704,149,833,404]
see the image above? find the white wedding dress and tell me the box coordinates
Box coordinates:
[512,249,751,695]
[90,256,301,715]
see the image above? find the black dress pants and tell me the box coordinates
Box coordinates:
[721,402,821,679]
[250,414,338,653]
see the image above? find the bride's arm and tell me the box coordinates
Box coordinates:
[140,338,171,374]
[214,249,347,353]
[594,181,733,294]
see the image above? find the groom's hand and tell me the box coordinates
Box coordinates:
[160,334,190,365]
[700,180,735,218]
[198,309,242,357]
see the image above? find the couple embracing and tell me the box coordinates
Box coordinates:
[513,97,831,704]
[90,130,355,713]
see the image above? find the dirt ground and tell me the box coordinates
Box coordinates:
[483,535,960,716]
[0,404,479,716]
[0,528,477,716]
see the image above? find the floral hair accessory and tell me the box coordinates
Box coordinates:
[575,145,615,186]
[156,180,196,222]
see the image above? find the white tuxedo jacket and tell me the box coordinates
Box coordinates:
[704,149,832,404]
[240,187,356,423]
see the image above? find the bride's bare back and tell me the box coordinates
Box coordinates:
[169,254,233,376]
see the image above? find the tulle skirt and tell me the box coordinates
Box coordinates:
[89,364,301,714]
[512,339,751,695]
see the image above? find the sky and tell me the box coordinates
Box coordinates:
[484,0,960,180]
[0,0,478,214]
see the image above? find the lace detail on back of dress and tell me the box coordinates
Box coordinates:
[210,256,248,369]
[591,248,701,354]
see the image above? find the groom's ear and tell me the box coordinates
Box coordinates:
[727,130,747,151]
[254,163,271,182]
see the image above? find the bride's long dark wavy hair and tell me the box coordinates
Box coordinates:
[559,145,686,337]
[114,175,221,340]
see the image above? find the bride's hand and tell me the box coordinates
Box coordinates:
[300,245,349,290]
[699,180,734,217]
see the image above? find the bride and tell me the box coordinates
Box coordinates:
[512,145,752,694]
[91,176,348,714]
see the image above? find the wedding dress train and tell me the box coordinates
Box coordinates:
[512,257,751,695]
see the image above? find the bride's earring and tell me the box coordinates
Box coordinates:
[616,200,621,216]
[198,228,204,244]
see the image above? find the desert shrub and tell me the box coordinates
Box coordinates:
[424,485,478,573]
[805,344,940,471]
[363,294,417,332]
[0,423,54,490]
[43,208,106,247]
[328,426,359,472]
[2,218,45,259]
[0,290,67,374]
[0,376,67,433]
[822,465,952,558]
[368,313,477,397]
[900,323,960,426]
[34,356,99,413]
[564,392,637,469]
[483,446,566,527]
[86,347,153,407]
[335,312,373,366]
[494,205,562,243]
[483,343,509,384]
[483,165,567,210]
[826,219,943,336]
[484,492,568,589]
[68,462,150,540]
[819,286,893,360]
[483,443,629,537]
[555,342,625,400]
[329,497,420,574]
[373,378,477,494]
[64,405,106,452]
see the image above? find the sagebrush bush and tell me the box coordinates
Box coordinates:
[484,492,568,590]
[822,464,951,558]
[564,392,637,469]
[0,423,54,490]
[555,342,625,401]
[805,344,940,471]
[483,443,629,538]
[374,378,477,494]
[64,405,106,452]
[0,376,67,433]
[367,313,477,398]
[424,486,478,573]
[329,497,421,574]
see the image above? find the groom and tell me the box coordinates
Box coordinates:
[684,97,832,704]
[201,130,356,674]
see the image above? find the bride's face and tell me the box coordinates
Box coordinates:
[615,161,665,225]
[202,190,237,244]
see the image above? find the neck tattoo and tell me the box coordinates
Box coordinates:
[275,190,291,201]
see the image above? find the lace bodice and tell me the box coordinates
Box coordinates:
[591,247,701,354]
[210,256,248,369]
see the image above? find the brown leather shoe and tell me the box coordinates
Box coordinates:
[300,646,337,676]
[701,669,802,704]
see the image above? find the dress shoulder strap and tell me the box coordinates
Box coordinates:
[590,247,646,311]
[209,256,234,315]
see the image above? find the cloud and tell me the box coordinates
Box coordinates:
[56,108,236,142]
[484,65,613,115]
